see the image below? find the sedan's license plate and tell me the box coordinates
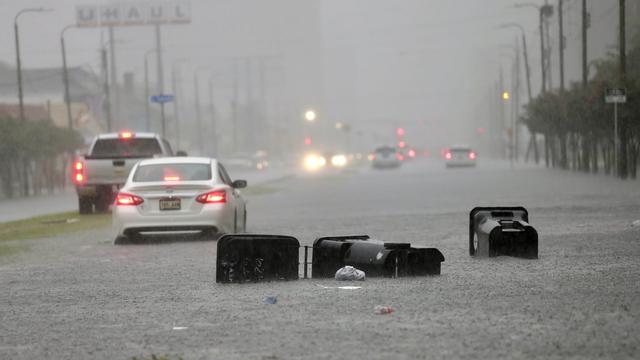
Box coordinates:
[159,198,181,211]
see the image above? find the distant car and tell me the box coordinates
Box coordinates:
[112,157,247,244]
[371,146,402,169]
[445,145,477,168]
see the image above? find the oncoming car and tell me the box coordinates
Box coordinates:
[445,145,477,168]
[112,157,247,244]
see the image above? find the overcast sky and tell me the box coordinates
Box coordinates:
[0,0,622,151]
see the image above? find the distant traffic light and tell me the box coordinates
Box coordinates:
[304,136,312,146]
[396,127,405,137]
[398,141,406,149]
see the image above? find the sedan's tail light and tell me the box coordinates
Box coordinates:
[72,160,85,185]
[469,151,477,160]
[196,190,226,204]
[115,193,144,206]
[445,152,452,160]
[396,153,404,161]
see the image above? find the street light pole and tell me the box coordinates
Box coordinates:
[558,0,565,91]
[14,7,52,123]
[499,23,532,102]
[538,8,546,93]
[515,3,553,93]
[171,59,188,149]
[194,67,209,155]
[208,75,218,157]
[143,49,158,132]
[61,25,75,129]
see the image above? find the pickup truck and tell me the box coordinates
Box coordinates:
[72,131,175,214]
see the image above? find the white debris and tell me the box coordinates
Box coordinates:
[316,284,362,290]
[335,266,365,281]
[172,326,188,330]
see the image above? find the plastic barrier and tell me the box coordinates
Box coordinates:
[216,234,300,283]
[469,207,538,259]
[311,235,444,278]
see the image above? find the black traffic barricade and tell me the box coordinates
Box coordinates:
[311,235,444,278]
[216,234,300,283]
[469,207,538,259]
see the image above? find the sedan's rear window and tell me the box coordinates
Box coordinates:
[375,147,396,155]
[90,138,163,158]
[133,164,211,182]
[451,148,471,153]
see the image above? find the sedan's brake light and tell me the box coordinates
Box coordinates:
[445,152,452,160]
[396,153,404,161]
[115,193,144,206]
[196,190,226,204]
[469,151,477,160]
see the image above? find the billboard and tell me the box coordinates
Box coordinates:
[76,2,191,27]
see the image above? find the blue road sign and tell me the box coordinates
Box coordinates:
[150,94,174,104]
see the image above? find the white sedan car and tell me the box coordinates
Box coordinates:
[445,145,477,168]
[112,157,247,244]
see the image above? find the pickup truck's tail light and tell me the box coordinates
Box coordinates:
[119,131,134,140]
[72,160,85,185]
[115,193,144,206]
[196,190,226,204]
[469,151,477,160]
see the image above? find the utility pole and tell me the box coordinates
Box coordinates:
[620,0,626,82]
[246,58,253,151]
[259,58,267,151]
[499,67,506,160]
[558,0,565,91]
[101,47,112,132]
[619,0,627,178]
[194,70,204,154]
[155,24,166,138]
[108,26,119,127]
[582,0,588,86]
[143,49,156,132]
[61,25,75,129]
[14,8,52,123]
[170,59,187,148]
[208,76,217,156]
[232,59,239,154]
[515,38,521,162]
[544,0,553,90]
[539,8,547,93]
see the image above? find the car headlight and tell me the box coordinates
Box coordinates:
[303,154,326,171]
[331,154,348,167]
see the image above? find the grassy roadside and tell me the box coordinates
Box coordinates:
[0,211,111,243]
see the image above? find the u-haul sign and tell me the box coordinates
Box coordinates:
[76,2,191,27]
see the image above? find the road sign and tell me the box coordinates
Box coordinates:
[76,2,191,28]
[605,88,627,104]
[150,94,174,104]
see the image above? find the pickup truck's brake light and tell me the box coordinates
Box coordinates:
[119,131,134,140]
[115,193,144,206]
[72,160,85,185]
